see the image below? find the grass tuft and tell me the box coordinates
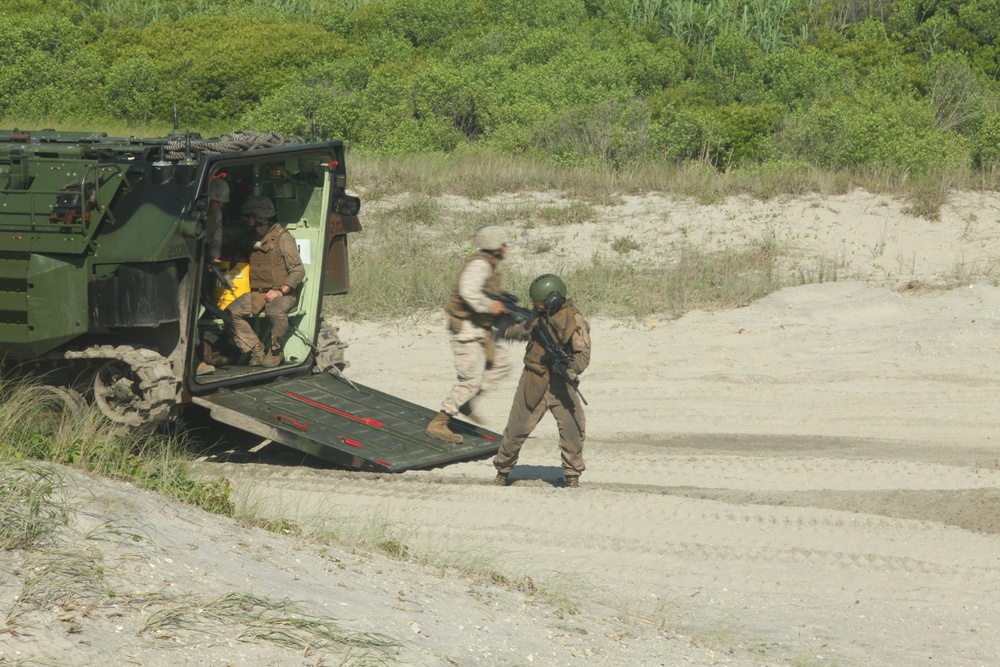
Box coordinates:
[0,379,234,517]
[140,591,399,656]
[0,462,69,551]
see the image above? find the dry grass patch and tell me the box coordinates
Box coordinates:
[140,592,399,657]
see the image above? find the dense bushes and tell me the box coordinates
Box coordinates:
[1,0,999,176]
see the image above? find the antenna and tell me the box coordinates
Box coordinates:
[173,103,179,132]
[311,111,317,143]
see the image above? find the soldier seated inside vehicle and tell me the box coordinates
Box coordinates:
[221,195,305,369]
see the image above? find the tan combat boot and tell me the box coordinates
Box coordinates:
[261,348,284,368]
[425,410,463,444]
[248,343,267,367]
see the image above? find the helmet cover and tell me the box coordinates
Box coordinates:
[241,195,276,220]
[208,177,230,203]
[475,225,509,251]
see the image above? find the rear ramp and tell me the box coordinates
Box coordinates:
[192,373,500,472]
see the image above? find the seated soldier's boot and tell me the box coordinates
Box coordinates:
[248,343,267,367]
[261,349,284,369]
[425,410,463,444]
[196,361,215,375]
[207,351,231,367]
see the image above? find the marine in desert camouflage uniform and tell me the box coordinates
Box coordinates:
[425,226,513,444]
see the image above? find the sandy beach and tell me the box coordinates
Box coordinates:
[4,190,1000,666]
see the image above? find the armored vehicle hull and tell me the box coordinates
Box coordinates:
[0,129,498,471]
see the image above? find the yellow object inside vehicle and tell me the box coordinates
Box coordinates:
[213,259,250,309]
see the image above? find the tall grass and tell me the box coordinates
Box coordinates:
[332,225,786,321]
[0,379,234,515]
[332,155,810,322]
[631,0,801,54]
[76,0,375,26]
[350,150,1000,213]
[563,233,783,319]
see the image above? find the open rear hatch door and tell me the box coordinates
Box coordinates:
[191,372,500,472]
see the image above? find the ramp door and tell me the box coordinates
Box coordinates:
[192,372,500,472]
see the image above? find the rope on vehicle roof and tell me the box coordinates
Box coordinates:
[161,130,303,161]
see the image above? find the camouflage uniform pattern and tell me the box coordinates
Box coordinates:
[441,256,512,415]
[494,302,591,478]
[227,224,305,354]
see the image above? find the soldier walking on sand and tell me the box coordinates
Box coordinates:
[425,226,513,444]
[493,274,591,488]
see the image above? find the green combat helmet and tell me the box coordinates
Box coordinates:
[242,195,276,220]
[529,273,567,313]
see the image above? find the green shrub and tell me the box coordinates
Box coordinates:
[741,47,850,110]
[244,58,371,140]
[411,61,485,141]
[0,14,102,120]
[134,15,354,124]
[649,104,708,162]
[780,90,970,173]
[378,0,487,47]
[351,60,468,153]
[971,113,1000,170]
[105,56,158,124]
[487,0,589,28]
[363,30,417,64]
[925,51,991,133]
[534,97,653,168]
[822,18,909,78]
[624,38,688,94]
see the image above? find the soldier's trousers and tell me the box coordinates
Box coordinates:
[493,370,586,477]
[227,291,297,353]
[441,334,512,415]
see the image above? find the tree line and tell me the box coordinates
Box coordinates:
[2,0,1000,175]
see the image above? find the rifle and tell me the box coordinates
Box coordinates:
[489,291,588,405]
[202,261,235,325]
[208,260,235,290]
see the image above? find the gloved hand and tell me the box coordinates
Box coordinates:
[565,368,579,382]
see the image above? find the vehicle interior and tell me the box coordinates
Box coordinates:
[190,151,334,386]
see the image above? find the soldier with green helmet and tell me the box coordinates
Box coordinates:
[493,273,591,488]
[426,225,513,443]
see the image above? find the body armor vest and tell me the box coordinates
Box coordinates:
[249,224,292,290]
[444,250,502,333]
[523,299,580,374]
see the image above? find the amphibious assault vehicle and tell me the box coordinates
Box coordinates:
[0,128,498,471]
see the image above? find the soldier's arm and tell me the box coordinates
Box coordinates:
[569,312,591,375]
[457,259,497,314]
[279,233,306,289]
